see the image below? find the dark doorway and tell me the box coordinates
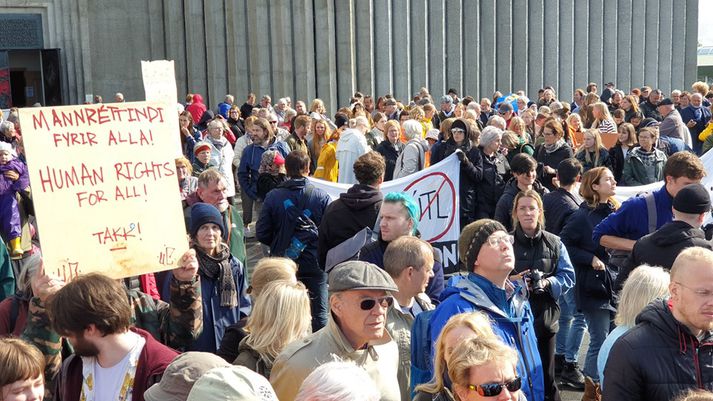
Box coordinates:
[10,71,26,106]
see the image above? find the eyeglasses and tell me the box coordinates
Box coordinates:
[359,296,394,311]
[451,128,465,134]
[675,282,713,299]
[487,234,514,247]
[468,377,522,397]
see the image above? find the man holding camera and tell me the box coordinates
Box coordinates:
[510,190,575,400]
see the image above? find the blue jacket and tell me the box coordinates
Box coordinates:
[256,178,331,271]
[429,273,545,401]
[164,254,250,353]
[592,184,672,245]
[237,139,290,200]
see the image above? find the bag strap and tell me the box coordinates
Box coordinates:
[644,192,657,234]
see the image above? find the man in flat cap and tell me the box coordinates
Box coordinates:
[270,260,401,401]
[618,183,713,288]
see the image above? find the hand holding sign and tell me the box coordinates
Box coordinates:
[173,249,198,282]
[31,262,65,305]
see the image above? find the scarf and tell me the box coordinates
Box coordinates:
[80,334,145,401]
[195,244,238,308]
[544,139,565,154]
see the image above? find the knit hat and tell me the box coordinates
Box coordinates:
[144,352,230,401]
[186,366,278,401]
[190,203,225,238]
[673,183,711,214]
[194,141,212,155]
[480,126,503,147]
[0,142,12,154]
[458,219,507,270]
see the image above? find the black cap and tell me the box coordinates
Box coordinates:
[658,98,674,106]
[673,183,711,214]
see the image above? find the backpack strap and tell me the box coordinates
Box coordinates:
[643,192,657,234]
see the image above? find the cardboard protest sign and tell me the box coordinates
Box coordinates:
[19,102,189,281]
[309,153,461,272]
[141,60,178,106]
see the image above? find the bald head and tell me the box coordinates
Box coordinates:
[671,247,713,282]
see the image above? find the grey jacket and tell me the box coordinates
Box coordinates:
[393,138,429,179]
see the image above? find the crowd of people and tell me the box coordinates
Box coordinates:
[2,80,713,401]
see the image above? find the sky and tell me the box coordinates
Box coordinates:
[700,0,713,46]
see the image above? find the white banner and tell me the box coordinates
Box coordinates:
[309,153,462,270]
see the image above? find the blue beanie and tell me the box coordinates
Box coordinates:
[190,203,225,238]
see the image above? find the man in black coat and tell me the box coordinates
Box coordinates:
[542,158,583,235]
[603,246,713,401]
[317,151,385,269]
[618,183,713,290]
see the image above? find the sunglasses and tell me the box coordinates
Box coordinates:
[359,296,394,311]
[451,128,465,134]
[468,377,522,397]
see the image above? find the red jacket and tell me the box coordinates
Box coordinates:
[54,327,177,401]
[186,94,207,124]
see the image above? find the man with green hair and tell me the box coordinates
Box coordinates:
[359,192,443,303]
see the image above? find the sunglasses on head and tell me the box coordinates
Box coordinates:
[468,377,522,397]
[359,296,393,310]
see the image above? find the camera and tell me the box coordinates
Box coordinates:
[528,269,547,295]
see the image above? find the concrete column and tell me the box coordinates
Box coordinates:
[602,0,617,85]
[683,0,698,86]
[616,0,633,89]
[670,0,686,90]
[147,1,165,60]
[163,0,188,99]
[291,0,316,103]
[630,0,646,87]
[462,0,479,97]
[313,0,337,114]
[392,0,411,100]
[479,0,495,97]
[511,0,528,93]
[204,0,228,108]
[354,0,374,96]
[428,0,445,97]
[643,0,660,87]
[268,0,294,99]
[526,0,543,95]
[183,0,207,97]
[657,0,673,93]
[445,0,462,95]
[373,0,392,97]
[587,0,604,87]
[543,0,558,89]
[410,0,428,94]
[494,0,511,93]
[335,0,355,106]
[558,0,574,97]
[246,1,271,100]
[572,0,588,89]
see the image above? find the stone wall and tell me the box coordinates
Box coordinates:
[0,0,700,112]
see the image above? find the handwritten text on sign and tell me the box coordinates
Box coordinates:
[20,102,189,280]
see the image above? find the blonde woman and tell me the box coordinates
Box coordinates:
[414,312,496,401]
[575,129,610,172]
[509,116,531,144]
[234,280,311,378]
[609,123,638,182]
[308,119,332,173]
[590,102,617,134]
[566,113,585,149]
[375,120,403,181]
[217,257,298,362]
[449,337,524,401]
[597,265,669,388]
[309,98,336,130]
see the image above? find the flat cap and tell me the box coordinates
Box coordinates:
[329,260,399,293]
